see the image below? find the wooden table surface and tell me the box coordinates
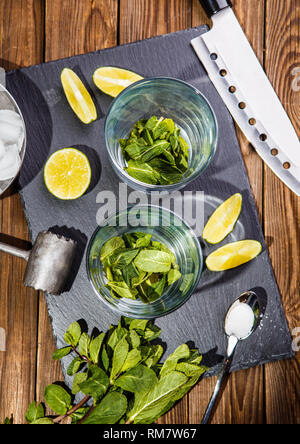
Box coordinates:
[0,0,299,425]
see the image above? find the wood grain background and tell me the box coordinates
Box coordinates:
[0,0,299,424]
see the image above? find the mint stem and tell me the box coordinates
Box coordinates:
[78,404,95,424]
[52,395,91,424]
[72,346,92,365]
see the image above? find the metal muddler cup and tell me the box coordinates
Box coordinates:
[0,231,77,295]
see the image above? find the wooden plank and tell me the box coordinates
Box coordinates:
[0,0,44,424]
[191,0,212,28]
[45,0,118,61]
[119,0,193,424]
[119,0,192,42]
[264,0,300,424]
[189,0,265,424]
[36,0,119,414]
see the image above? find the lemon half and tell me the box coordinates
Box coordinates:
[61,68,97,124]
[44,148,91,200]
[206,240,262,272]
[93,67,143,98]
[203,193,243,244]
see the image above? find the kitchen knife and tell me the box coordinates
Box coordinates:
[191,0,300,196]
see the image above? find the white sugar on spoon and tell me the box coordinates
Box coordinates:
[225,301,255,340]
[202,291,261,424]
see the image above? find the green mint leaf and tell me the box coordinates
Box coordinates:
[143,128,153,145]
[82,392,127,425]
[107,325,126,350]
[161,149,176,165]
[125,160,160,185]
[129,319,149,332]
[152,119,167,140]
[168,269,182,286]
[144,324,162,342]
[124,141,148,160]
[44,384,71,415]
[187,352,203,365]
[71,407,90,424]
[25,401,45,424]
[110,335,129,382]
[160,344,190,377]
[163,118,175,134]
[127,371,188,424]
[178,136,189,159]
[89,332,105,364]
[107,281,138,300]
[120,348,142,373]
[145,344,164,368]
[79,365,109,402]
[115,364,158,393]
[146,274,166,302]
[101,344,110,372]
[108,248,140,269]
[123,233,136,248]
[52,346,72,360]
[135,233,152,248]
[64,322,81,347]
[144,116,159,130]
[128,330,141,349]
[131,270,147,287]
[78,332,90,358]
[67,356,83,376]
[100,237,125,262]
[122,262,140,288]
[72,372,88,395]
[139,140,170,163]
[134,250,172,273]
[176,362,208,377]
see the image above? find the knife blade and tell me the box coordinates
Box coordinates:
[191,0,300,196]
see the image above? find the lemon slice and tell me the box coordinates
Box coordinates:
[206,240,262,271]
[44,148,91,200]
[203,193,243,244]
[93,67,143,97]
[61,68,97,124]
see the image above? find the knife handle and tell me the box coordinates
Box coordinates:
[199,0,232,18]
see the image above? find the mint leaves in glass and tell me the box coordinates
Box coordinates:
[101,232,182,304]
[120,116,189,185]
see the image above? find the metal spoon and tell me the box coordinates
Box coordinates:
[201,290,261,424]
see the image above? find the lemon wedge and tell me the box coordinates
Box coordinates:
[206,240,262,271]
[93,67,143,97]
[61,68,97,124]
[44,148,91,200]
[203,193,243,244]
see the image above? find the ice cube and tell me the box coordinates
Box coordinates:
[0,139,5,159]
[0,144,21,181]
[0,161,20,181]
[0,109,23,126]
[0,109,25,151]
[0,120,23,145]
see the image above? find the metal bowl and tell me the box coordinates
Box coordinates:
[0,80,27,196]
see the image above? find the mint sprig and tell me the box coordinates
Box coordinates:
[4,317,208,425]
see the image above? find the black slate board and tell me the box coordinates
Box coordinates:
[6,27,293,383]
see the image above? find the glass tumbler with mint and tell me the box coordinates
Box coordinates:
[105,77,218,193]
